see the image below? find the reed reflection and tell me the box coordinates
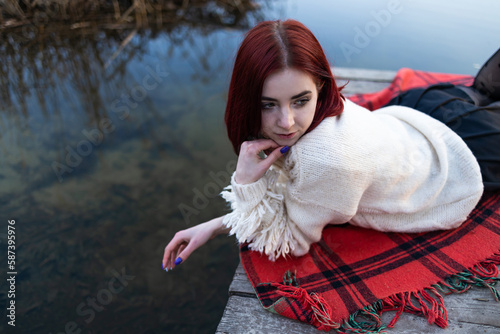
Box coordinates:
[0,0,264,121]
[0,0,266,200]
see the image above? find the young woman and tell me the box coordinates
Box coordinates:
[162,19,500,270]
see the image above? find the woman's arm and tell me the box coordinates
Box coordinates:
[161,139,285,271]
[162,216,230,271]
[222,171,354,260]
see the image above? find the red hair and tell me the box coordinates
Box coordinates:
[225,19,345,154]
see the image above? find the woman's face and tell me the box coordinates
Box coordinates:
[260,68,318,147]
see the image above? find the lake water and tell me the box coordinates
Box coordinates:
[1,0,499,333]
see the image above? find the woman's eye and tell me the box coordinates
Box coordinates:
[295,98,310,107]
[261,102,275,110]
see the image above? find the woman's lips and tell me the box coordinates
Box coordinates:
[277,132,297,139]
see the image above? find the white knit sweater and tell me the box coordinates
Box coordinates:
[221,99,483,261]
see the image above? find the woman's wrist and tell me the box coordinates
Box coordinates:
[209,216,230,238]
[234,171,257,185]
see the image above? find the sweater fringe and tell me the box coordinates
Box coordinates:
[221,170,296,261]
[260,254,500,333]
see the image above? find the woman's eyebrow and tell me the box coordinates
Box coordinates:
[261,90,312,101]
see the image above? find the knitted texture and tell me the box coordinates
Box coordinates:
[222,98,483,261]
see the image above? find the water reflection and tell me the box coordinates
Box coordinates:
[0,0,264,118]
[0,1,273,333]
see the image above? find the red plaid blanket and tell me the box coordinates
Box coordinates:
[240,68,500,333]
[347,67,473,110]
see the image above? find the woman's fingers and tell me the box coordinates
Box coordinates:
[235,139,288,184]
[263,145,289,168]
[175,244,187,264]
[174,240,200,267]
[163,232,186,270]
[240,139,280,156]
[164,244,185,271]
[162,219,220,272]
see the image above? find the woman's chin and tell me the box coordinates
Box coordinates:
[274,137,299,147]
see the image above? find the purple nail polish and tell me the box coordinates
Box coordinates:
[175,257,183,265]
[161,263,164,270]
[280,146,290,154]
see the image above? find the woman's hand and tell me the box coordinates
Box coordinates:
[162,216,228,271]
[234,139,287,185]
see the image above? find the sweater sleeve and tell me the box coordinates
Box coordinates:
[220,162,363,261]
[221,169,304,261]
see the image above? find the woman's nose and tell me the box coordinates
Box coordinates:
[277,107,295,129]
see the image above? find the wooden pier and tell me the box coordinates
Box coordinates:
[216,68,500,334]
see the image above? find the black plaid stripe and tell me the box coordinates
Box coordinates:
[305,240,378,314]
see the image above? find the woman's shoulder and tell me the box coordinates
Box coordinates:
[299,99,365,139]
[284,99,378,175]
[294,98,379,153]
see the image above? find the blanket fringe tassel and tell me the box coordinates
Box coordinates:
[271,284,341,331]
[271,255,500,333]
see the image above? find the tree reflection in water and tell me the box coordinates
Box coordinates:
[0,0,264,120]
[0,1,281,333]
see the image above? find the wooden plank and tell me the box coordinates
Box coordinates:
[216,295,319,334]
[333,67,397,82]
[332,67,396,95]
[228,263,255,297]
[337,79,391,95]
